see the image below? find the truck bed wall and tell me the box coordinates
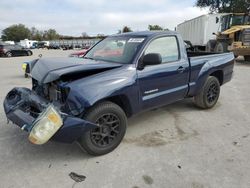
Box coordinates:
[187,52,234,96]
[187,51,218,57]
[177,14,226,46]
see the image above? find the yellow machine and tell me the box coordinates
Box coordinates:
[225,25,250,60]
[207,13,250,61]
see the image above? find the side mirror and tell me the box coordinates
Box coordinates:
[143,53,162,67]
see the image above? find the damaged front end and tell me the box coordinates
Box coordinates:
[3,87,97,144]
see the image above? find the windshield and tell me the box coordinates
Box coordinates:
[84,36,146,64]
[221,14,250,31]
[231,15,245,26]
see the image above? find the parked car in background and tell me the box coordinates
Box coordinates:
[47,44,61,49]
[37,42,47,49]
[62,45,73,50]
[4,31,234,156]
[82,45,91,49]
[0,44,33,57]
[69,49,89,58]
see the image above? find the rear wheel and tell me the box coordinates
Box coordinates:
[5,52,12,57]
[206,40,217,52]
[193,76,220,109]
[244,55,250,61]
[27,51,32,56]
[215,42,228,53]
[78,101,127,156]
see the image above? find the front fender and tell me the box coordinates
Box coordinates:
[64,65,139,115]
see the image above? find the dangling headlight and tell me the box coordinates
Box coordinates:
[29,105,63,145]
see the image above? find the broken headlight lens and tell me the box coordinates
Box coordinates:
[28,105,63,145]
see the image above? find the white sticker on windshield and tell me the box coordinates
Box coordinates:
[128,38,145,43]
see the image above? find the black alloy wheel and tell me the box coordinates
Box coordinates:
[78,101,127,156]
[206,82,219,104]
[90,113,120,147]
[194,76,221,109]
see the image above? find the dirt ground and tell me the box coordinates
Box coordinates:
[0,50,249,188]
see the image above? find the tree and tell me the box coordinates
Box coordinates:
[1,24,31,42]
[97,34,106,39]
[148,24,164,31]
[43,29,60,40]
[122,26,132,33]
[30,27,43,41]
[82,32,89,37]
[195,0,250,13]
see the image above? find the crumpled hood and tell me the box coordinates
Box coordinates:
[31,57,123,83]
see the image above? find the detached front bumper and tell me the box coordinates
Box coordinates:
[3,87,97,144]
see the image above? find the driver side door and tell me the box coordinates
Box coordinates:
[137,36,189,110]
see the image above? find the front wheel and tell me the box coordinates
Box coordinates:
[206,40,217,52]
[215,42,228,53]
[78,101,127,156]
[193,76,220,109]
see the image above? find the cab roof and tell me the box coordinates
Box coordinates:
[111,30,178,38]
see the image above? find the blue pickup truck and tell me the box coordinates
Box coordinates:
[4,31,234,155]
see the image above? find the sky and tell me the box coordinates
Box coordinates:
[0,0,208,36]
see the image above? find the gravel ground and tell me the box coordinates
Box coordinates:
[0,50,249,188]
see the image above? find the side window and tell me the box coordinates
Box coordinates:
[145,36,179,63]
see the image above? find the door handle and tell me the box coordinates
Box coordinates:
[177,66,185,73]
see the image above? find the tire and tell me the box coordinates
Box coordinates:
[244,55,250,61]
[27,51,32,56]
[5,52,12,57]
[193,76,220,109]
[78,101,127,156]
[214,42,228,53]
[206,40,217,52]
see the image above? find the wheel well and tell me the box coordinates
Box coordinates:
[97,95,133,117]
[210,70,223,85]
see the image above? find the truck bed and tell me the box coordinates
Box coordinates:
[187,52,235,96]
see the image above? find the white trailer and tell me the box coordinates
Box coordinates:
[177,14,228,50]
[4,41,15,45]
[20,39,37,48]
